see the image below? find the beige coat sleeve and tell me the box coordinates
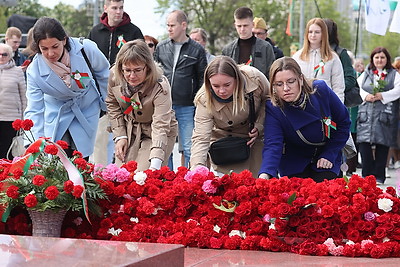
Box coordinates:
[106,69,127,139]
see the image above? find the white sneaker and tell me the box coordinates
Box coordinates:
[385,167,391,178]
[394,161,400,169]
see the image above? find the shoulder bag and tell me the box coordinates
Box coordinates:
[209,92,255,165]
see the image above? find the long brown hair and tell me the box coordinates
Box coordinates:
[300,18,332,62]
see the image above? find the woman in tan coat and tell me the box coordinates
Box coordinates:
[106,40,177,171]
[190,56,269,175]
[0,43,26,159]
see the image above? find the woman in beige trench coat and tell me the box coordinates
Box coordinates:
[190,56,269,175]
[106,40,177,171]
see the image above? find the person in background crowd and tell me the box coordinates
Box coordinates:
[222,7,275,79]
[0,43,26,159]
[189,28,215,63]
[354,58,365,75]
[106,40,177,171]
[356,47,400,185]
[323,18,358,176]
[292,18,345,102]
[5,26,28,71]
[191,56,269,175]
[387,57,400,170]
[259,57,350,182]
[21,28,35,62]
[88,0,144,166]
[252,17,284,59]
[24,17,109,159]
[144,35,158,56]
[154,10,207,169]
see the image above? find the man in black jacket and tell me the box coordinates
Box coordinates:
[252,17,284,60]
[88,0,143,65]
[154,10,207,169]
[88,0,143,166]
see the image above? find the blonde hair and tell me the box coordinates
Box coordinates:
[300,18,332,62]
[269,57,314,108]
[0,43,13,57]
[114,40,163,89]
[195,56,246,115]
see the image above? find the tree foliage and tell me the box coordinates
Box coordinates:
[1,0,93,38]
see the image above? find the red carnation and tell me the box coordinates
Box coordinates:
[72,150,83,158]
[12,119,22,131]
[21,119,34,131]
[6,185,19,199]
[11,169,23,179]
[33,175,47,186]
[64,180,74,194]
[72,185,84,198]
[44,186,60,200]
[44,144,58,155]
[56,140,69,149]
[74,158,87,170]
[24,194,38,208]
[321,205,335,218]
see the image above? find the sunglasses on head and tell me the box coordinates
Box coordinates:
[147,43,155,48]
[0,53,8,57]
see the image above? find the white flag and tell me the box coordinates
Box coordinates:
[364,0,391,35]
[389,0,400,33]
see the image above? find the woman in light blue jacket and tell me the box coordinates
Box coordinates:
[24,17,109,158]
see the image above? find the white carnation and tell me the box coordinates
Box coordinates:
[378,198,393,212]
[134,171,147,185]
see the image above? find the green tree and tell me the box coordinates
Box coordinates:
[7,0,49,17]
[49,3,92,37]
[366,32,400,61]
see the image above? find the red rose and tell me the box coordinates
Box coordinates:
[56,140,69,149]
[44,186,60,200]
[33,175,47,186]
[6,185,19,199]
[24,194,38,208]
[72,185,84,198]
[12,119,22,131]
[21,119,34,131]
[64,180,74,194]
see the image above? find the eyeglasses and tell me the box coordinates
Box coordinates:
[122,66,146,76]
[253,31,267,36]
[273,78,298,90]
[0,53,9,57]
[147,43,155,48]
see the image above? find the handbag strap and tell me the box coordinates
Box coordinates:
[247,92,255,131]
[79,37,102,99]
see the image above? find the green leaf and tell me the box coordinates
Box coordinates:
[287,192,297,205]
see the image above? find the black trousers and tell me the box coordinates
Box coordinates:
[0,121,17,159]
[358,142,389,183]
[289,164,337,183]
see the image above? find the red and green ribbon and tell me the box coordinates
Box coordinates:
[245,55,253,66]
[116,35,127,48]
[71,71,90,89]
[120,95,141,114]
[323,116,336,138]
[314,60,325,76]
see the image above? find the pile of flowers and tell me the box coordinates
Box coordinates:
[0,119,106,223]
[60,165,400,258]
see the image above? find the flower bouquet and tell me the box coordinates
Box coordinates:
[371,69,387,95]
[0,119,107,236]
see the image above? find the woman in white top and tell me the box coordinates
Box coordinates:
[292,18,345,102]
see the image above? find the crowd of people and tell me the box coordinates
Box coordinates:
[2,0,400,185]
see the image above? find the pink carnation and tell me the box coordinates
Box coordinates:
[202,179,217,194]
[115,168,130,182]
[101,163,120,181]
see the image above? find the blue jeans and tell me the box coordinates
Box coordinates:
[168,105,195,169]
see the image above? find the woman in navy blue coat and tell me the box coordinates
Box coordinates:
[259,57,350,182]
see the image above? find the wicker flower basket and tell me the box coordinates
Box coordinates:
[28,209,67,237]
